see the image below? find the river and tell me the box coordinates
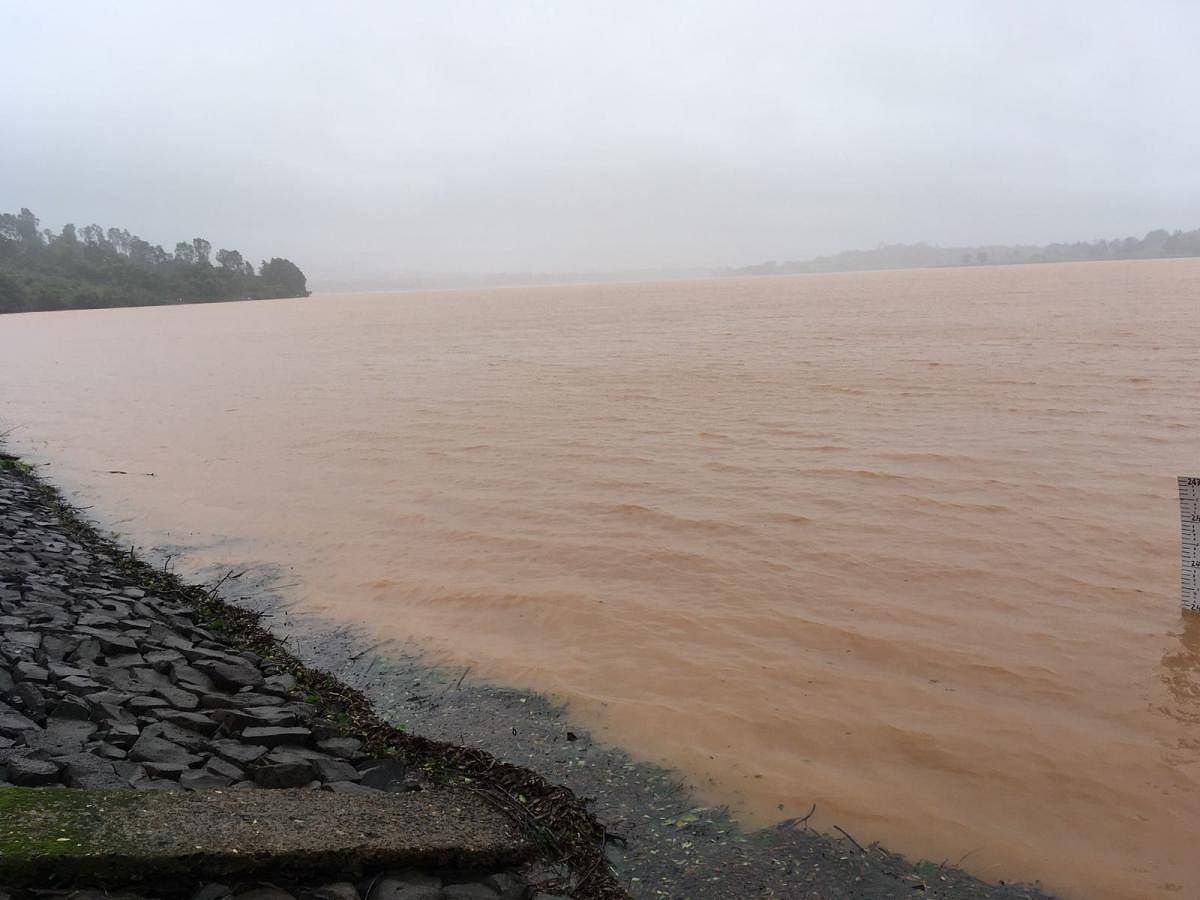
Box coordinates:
[3,259,1199,898]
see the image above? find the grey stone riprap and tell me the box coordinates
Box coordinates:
[0,503,360,798]
[0,468,536,900]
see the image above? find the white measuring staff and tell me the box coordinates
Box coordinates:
[1182,476,1200,612]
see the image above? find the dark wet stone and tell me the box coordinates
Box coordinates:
[8,632,40,650]
[144,760,192,778]
[199,691,280,711]
[78,612,121,628]
[304,882,359,900]
[194,659,265,691]
[113,760,146,783]
[145,648,186,668]
[154,684,201,711]
[240,726,311,747]
[130,666,175,689]
[83,688,132,709]
[324,780,382,795]
[95,632,140,656]
[47,662,92,680]
[242,706,299,727]
[142,722,207,752]
[156,710,220,735]
[262,673,297,694]
[129,732,201,765]
[209,707,276,733]
[317,736,364,759]
[193,883,232,900]
[49,694,92,721]
[235,889,296,900]
[180,768,234,789]
[443,885,500,899]
[180,645,228,664]
[68,637,102,663]
[358,760,411,792]
[93,667,155,694]
[252,761,314,788]
[482,874,524,900]
[311,758,359,783]
[307,719,342,741]
[172,663,216,692]
[367,873,442,900]
[6,755,62,786]
[13,661,49,683]
[59,752,124,789]
[95,742,128,760]
[105,652,147,669]
[261,748,326,771]
[203,757,245,782]
[128,695,171,712]
[263,746,336,768]
[146,625,193,651]
[0,708,40,737]
[58,674,104,695]
[210,740,269,766]
[41,633,79,659]
[100,722,141,747]
[13,681,46,715]
[23,719,94,756]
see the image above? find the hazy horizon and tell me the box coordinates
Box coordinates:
[4,1,1197,289]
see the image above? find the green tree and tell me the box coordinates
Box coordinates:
[0,207,309,313]
[15,208,41,244]
[216,248,244,272]
[258,257,309,298]
[0,271,28,313]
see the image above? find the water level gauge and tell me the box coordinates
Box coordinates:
[1182,476,1200,611]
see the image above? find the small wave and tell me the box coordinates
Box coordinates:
[603,503,746,535]
[761,512,813,525]
[798,467,912,482]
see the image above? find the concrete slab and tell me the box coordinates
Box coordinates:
[0,787,532,888]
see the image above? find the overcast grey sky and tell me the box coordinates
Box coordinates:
[3,1,1197,287]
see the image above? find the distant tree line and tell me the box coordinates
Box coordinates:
[0,208,309,314]
[722,226,1200,278]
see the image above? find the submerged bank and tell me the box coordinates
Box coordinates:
[0,451,1052,899]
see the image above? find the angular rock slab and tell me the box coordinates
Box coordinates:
[0,787,532,887]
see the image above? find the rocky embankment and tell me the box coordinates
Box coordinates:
[0,457,621,900]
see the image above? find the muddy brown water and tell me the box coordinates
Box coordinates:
[3,259,1200,898]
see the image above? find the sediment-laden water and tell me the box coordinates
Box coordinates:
[3,259,1199,898]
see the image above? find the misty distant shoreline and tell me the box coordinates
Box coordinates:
[315,224,1200,293]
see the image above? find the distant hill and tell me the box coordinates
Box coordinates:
[721,227,1200,277]
[0,208,309,314]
